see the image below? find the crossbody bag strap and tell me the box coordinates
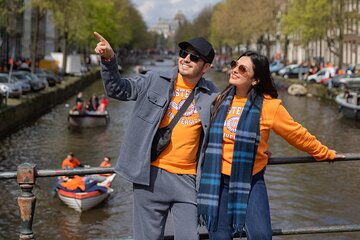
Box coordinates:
[167,89,195,130]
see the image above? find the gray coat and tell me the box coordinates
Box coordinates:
[100,58,219,187]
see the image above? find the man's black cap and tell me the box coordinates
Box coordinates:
[178,37,215,64]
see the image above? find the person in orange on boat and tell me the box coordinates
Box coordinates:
[100,156,111,167]
[97,94,109,112]
[60,175,85,191]
[98,156,112,177]
[61,152,83,169]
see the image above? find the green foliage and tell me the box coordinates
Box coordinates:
[0,0,24,34]
[78,0,152,50]
[174,7,214,44]
[210,1,240,48]
[209,0,283,49]
[127,4,155,49]
[281,0,331,44]
[1,0,152,53]
[79,0,132,48]
[191,6,213,39]
[174,20,193,44]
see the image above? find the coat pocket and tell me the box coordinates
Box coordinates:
[136,91,167,123]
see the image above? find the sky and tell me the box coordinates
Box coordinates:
[131,0,223,27]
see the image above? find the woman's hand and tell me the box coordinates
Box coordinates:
[329,150,345,163]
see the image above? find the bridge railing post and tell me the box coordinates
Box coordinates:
[17,163,36,240]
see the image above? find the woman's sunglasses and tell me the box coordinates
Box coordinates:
[179,49,201,62]
[230,60,250,75]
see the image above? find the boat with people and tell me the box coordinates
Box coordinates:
[56,173,116,212]
[67,110,110,127]
[335,90,360,120]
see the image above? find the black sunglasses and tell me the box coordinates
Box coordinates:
[179,49,202,62]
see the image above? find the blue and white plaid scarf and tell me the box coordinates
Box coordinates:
[198,86,263,236]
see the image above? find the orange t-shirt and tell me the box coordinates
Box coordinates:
[100,161,111,167]
[221,95,335,176]
[61,175,85,191]
[151,74,202,174]
[61,157,81,169]
[99,160,112,176]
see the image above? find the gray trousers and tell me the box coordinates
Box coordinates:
[133,166,199,240]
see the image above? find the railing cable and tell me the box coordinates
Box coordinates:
[0,153,359,239]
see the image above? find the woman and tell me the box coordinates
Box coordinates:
[197,51,341,240]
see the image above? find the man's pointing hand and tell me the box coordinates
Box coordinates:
[94,32,115,60]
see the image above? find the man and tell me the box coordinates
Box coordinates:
[100,156,111,167]
[72,92,84,112]
[59,175,85,192]
[94,32,219,240]
[61,152,83,169]
[98,156,112,178]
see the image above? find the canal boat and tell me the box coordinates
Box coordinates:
[335,91,360,120]
[68,110,110,127]
[56,174,116,212]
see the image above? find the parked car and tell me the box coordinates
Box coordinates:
[24,72,48,89]
[320,74,346,87]
[0,73,31,94]
[42,69,62,84]
[280,65,309,79]
[12,71,46,92]
[306,68,335,83]
[0,75,23,98]
[35,68,60,86]
[337,76,360,89]
[278,64,298,76]
[269,60,284,75]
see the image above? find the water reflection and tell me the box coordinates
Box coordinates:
[0,59,360,239]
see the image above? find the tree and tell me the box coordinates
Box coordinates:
[30,0,135,75]
[281,0,358,67]
[0,0,24,32]
[210,0,245,51]
[251,0,289,59]
[0,0,24,63]
[209,0,285,58]
[34,0,88,75]
[127,3,154,50]
[25,0,51,73]
[174,19,193,45]
[174,7,214,50]
[192,6,214,40]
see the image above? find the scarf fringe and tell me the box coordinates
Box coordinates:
[199,214,218,232]
[232,224,245,238]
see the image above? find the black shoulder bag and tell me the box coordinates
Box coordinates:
[151,90,195,162]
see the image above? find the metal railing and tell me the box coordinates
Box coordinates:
[1,153,360,240]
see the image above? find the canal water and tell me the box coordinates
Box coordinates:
[1,59,360,240]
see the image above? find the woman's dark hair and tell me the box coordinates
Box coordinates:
[211,50,278,121]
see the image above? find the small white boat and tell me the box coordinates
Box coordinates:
[68,110,110,127]
[56,174,116,212]
[335,92,360,120]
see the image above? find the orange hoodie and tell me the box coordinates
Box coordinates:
[61,157,81,169]
[221,95,335,176]
[60,175,85,191]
